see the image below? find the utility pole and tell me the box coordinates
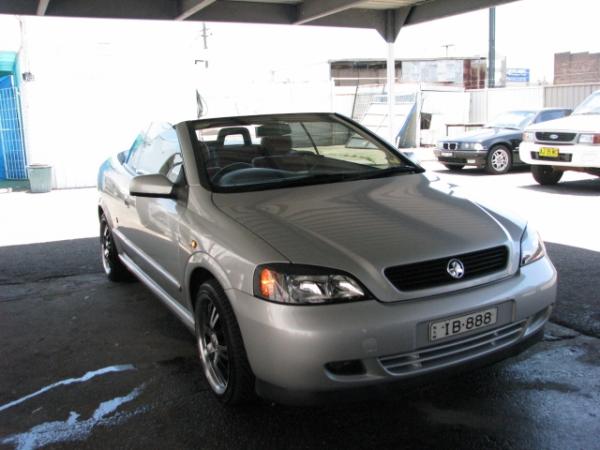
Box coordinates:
[441,44,454,58]
[488,7,496,88]
[200,22,210,50]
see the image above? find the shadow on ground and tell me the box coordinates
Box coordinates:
[546,242,600,337]
[0,238,101,285]
[520,178,600,196]
[432,166,531,176]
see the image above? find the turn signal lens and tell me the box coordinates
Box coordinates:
[259,268,277,298]
[578,133,600,145]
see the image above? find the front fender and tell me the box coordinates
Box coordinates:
[183,251,235,310]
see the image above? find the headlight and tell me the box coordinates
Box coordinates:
[520,226,546,266]
[473,143,484,150]
[254,265,369,304]
[578,133,600,145]
[460,142,473,150]
[522,131,535,142]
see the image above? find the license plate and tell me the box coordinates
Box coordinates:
[441,152,453,157]
[429,308,498,341]
[539,147,560,158]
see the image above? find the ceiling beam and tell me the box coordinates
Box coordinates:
[0,0,519,34]
[405,0,516,26]
[307,8,385,31]
[176,0,217,21]
[36,0,50,15]
[181,1,295,24]
[31,0,178,20]
[294,0,365,25]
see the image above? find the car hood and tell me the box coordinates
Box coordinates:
[443,127,519,143]
[526,114,600,132]
[212,175,523,302]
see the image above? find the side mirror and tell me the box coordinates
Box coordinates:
[129,174,175,198]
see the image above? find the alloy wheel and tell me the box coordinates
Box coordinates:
[101,221,112,274]
[490,148,509,172]
[197,298,230,394]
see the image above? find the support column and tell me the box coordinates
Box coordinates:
[488,7,496,88]
[379,8,411,145]
[386,41,395,143]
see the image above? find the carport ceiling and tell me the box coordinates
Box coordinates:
[2,0,516,41]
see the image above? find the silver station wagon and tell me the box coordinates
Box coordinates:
[97,113,556,405]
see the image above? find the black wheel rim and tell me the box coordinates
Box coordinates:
[101,221,112,274]
[197,298,229,394]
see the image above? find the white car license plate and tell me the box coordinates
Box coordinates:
[441,151,453,157]
[429,308,498,342]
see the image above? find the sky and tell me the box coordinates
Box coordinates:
[200,0,600,84]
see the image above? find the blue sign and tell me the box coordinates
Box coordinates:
[506,68,530,82]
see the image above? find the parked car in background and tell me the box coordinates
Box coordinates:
[435,108,572,174]
[520,91,600,185]
[98,113,556,406]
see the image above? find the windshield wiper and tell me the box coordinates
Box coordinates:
[215,166,422,192]
[346,165,421,181]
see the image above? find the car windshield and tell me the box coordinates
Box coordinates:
[485,111,536,130]
[573,92,600,115]
[192,114,421,192]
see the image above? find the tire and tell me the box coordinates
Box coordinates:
[486,145,512,174]
[443,164,465,171]
[194,279,255,405]
[531,165,563,185]
[100,214,132,282]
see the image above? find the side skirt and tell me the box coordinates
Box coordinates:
[119,253,195,333]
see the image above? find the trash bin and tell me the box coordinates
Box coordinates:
[27,164,53,193]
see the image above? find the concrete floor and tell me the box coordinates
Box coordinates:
[0,162,599,449]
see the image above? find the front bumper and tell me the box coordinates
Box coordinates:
[433,149,488,167]
[520,142,600,168]
[227,257,556,403]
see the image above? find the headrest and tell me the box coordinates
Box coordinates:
[255,122,291,137]
[216,127,252,146]
[261,135,292,155]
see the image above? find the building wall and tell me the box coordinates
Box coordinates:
[554,52,600,85]
[545,83,600,109]
[15,17,199,189]
[330,62,401,87]
[330,58,485,89]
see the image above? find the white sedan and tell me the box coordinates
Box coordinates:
[520,90,600,185]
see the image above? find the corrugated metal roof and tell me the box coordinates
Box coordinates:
[0,0,516,41]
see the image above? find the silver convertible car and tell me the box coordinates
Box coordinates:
[97,113,556,405]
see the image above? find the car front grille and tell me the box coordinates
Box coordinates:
[384,246,508,292]
[443,142,458,150]
[535,132,576,143]
[379,321,525,376]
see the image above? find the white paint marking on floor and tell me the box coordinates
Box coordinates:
[0,364,135,413]
[0,384,146,450]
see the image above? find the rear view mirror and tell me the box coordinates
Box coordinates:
[129,174,175,198]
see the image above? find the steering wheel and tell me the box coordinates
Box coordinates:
[211,162,253,183]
